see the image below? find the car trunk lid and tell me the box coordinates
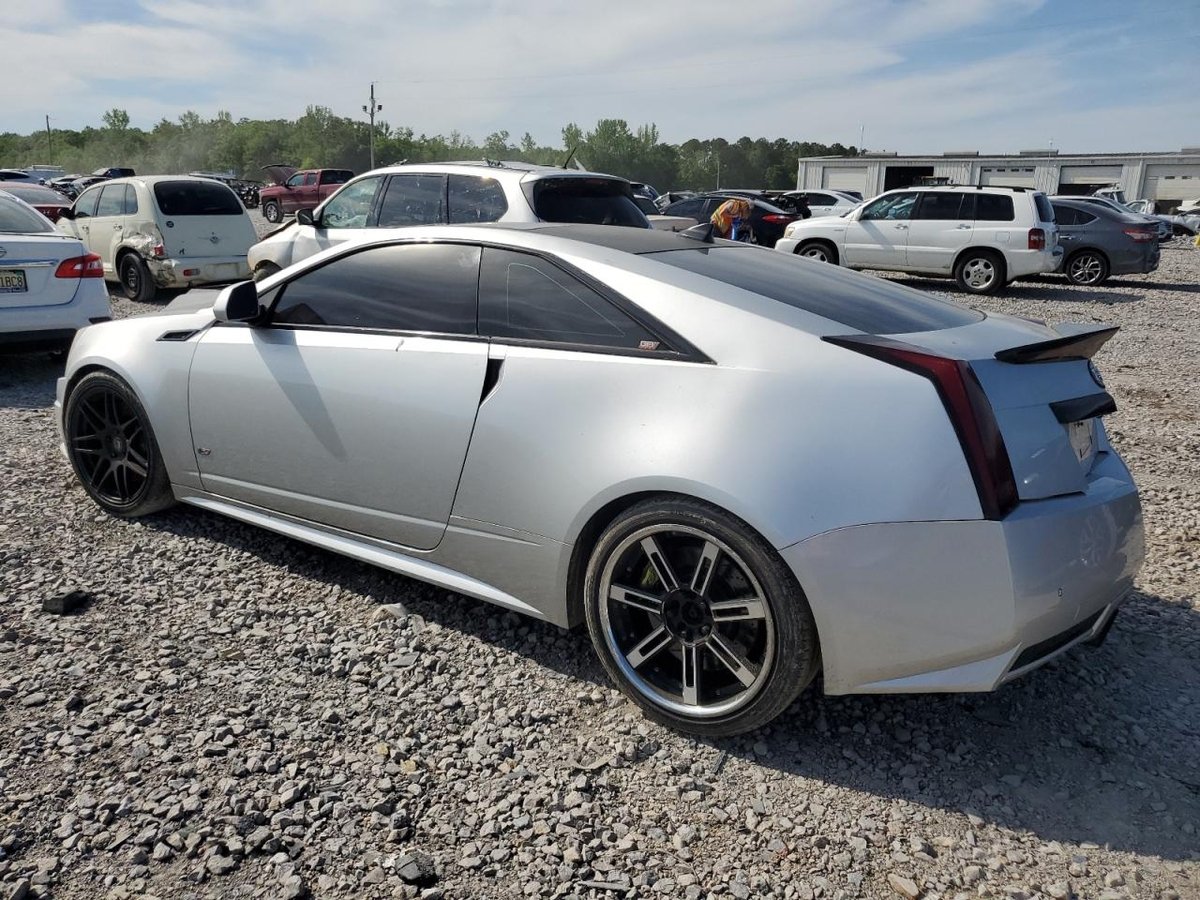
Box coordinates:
[896,316,1119,502]
[0,233,84,308]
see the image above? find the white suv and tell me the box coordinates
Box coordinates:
[248,161,649,280]
[774,186,1062,294]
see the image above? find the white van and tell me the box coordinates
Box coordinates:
[58,176,256,301]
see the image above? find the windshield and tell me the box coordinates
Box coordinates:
[528,178,649,228]
[0,195,54,233]
[647,245,983,335]
[153,181,243,216]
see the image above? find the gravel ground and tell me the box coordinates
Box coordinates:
[1,236,1197,900]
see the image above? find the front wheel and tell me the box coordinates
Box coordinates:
[584,498,820,736]
[64,371,175,517]
[1065,250,1109,286]
[954,249,1006,294]
[796,240,837,264]
[262,200,282,224]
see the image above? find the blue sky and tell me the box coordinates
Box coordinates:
[6,0,1198,152]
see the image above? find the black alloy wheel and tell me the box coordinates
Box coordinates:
[65,372,174,517]
[585,498,819,736]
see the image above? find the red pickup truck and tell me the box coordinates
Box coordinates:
[259,165,354,223]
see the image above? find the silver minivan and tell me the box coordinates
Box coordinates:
[58,176,256,301]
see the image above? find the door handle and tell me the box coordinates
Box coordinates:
[113,223,122,229]
[1059,234,1075,241]
[893,224,908,230]
[956,223,971,229]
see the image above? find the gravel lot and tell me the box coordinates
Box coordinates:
[1,234,1197,900]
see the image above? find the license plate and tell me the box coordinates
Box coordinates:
[1068,419,1096,464]
[0,269,27,293]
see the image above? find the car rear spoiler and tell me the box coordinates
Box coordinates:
[994,325,1118,364]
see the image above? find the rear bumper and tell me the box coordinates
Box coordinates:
[147,256,251,289]
[1006,247,1062,279]
[0,281,110,345]
[782,449,1144,694]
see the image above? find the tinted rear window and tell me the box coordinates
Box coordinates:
[153,181,242,216]
[646,246,983,335]
[974,194,1015,222]
[0,195,53,233]
[529,178,649,228]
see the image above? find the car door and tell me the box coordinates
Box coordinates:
[803,192,839,217]
[289,175,385,263]
[841,192,916,268]
[90,183,130,276]
[280,172,308,214]
[447,174,511,223]
[905,191,975,272]
[187,241,487,550]
[60,185,102,252]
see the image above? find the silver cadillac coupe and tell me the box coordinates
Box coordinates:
[55,223,1143,735]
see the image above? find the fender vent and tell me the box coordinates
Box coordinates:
[157,329,199,342]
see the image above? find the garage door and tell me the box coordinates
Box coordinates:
[1144,164,1200,202]
[979,167,1036,188]
[822,167,867,194]
[1058,165,1122,185]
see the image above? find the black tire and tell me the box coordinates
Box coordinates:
[583,497,820,736]
[796,240,838,264]
[1064,249,1110,286]
[954,249,1006,295]
[252,262,282,283]
[64,371,174,517]
[262,200,282,224]
[118,253,157,303]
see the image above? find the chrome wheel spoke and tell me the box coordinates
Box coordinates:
[707,634,758,688]
[690,540,720,597]
[640,535,679,591]
[710,596,767,622]
[625,625,673,669]
[609,584,664,616]
[681,643,700,706]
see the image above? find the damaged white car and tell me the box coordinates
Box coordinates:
[57,177,257,301]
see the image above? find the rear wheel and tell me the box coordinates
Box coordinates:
[1065,249,1109,286]
[584,498,820,736]
[118,253,156,303]
[796,240,838,264]
[64,371,174,517]
[954,249,1005,294]
[252,262,282,283]
[262,200,282,224]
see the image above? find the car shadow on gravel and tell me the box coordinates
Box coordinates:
[0,352,63,408]
[886,275,1143,305]
[141,506,1198,861]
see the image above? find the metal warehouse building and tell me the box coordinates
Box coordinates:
[796,149,1200,212]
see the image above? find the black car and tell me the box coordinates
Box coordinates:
[663,193,800,247]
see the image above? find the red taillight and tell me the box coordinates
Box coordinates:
[762,214,793,224]
[54,253,104,279]
[152,243,165,257]
[1122,227,1155,242]
[824,335,1019,520]
[1027,227,1045,250]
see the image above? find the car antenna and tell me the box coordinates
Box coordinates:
[560,145,578,169]
[680,222,715,244]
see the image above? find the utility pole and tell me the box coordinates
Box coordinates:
[362,83,382,170]
[45,115,52,161]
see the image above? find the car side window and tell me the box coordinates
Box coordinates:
[448,175,508,224]
[285,173,305,188]
[479,248,661,350]
[323,170,352,186]
[861,193,916,221]
[377,174,446,227]
[915,192,967,220]
[303,173,318,187]
[320,176,383,229]
[74,187,101,219]
[271,243,479,334]
[666,199,704,218]
[974,194,1015,222]
[95,185,126,217]
[123,184,139,216]
[1052,206,1079,226]
[806,193,834,206]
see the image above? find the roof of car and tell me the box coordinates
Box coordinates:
[362,161,625,182]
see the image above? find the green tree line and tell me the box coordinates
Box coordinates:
[2,107,857,191]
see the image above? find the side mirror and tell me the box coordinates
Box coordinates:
[59,207,76,220]
[213,281,261,323]
[296,208,315,226]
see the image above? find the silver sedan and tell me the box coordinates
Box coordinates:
[55,224,1144,735]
